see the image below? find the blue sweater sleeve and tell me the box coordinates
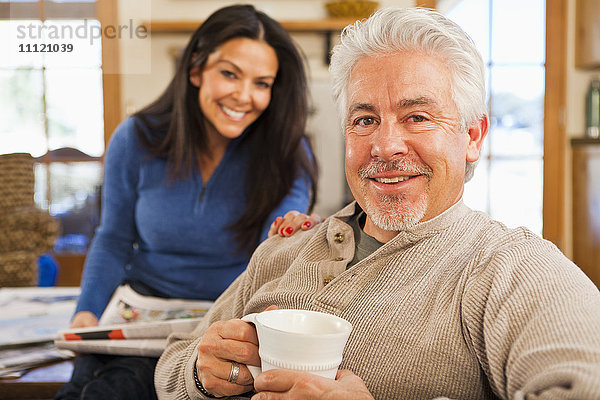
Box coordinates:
[258,140,314,242]
[75,118,140,318]
[259,173,312,242]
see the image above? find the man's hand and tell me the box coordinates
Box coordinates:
[195,318,261,397]
[268,211,322,238]
[70,311,98,329]
[251,369,374,400]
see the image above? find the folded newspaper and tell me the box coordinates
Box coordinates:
[54,339,169,357]
[54,285,213,357]
[0,342,74,378]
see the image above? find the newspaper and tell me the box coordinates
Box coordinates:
[0,287,79,347]
[0,288,78,378]
[0,342,74,378]
[99,284,213,325]
[54,285,213,356]
[57,318,202,340]
[54,339,168,357]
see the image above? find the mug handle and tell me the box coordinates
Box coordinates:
[241,313,262,379]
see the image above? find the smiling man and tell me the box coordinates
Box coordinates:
[343,50,486,242]
[155,8,600,400]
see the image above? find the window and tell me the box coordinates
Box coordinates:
[1,0,105,251]
[443,0,546,235]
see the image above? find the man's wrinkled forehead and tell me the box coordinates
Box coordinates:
[347,97,440,115]
[344,53,454,120]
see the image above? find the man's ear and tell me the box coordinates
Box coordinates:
[189,66,201,88]
[466,114,489,163]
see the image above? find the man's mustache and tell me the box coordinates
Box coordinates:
[358,159,433,179]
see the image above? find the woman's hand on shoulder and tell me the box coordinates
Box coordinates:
[268,211,322,238]
[70,311,99,329]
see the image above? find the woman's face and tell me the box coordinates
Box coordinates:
[190,37,279,143]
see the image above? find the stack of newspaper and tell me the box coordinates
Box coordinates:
[55,285,213,357]
[0,286,80,378]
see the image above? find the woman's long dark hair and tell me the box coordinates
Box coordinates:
[134,4,318,255]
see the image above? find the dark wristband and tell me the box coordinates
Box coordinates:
[193,364,218,398]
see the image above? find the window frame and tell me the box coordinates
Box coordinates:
[435,0,566,251]
[96,0,121,149]
[1,0,120,212]
[542,0,567,252]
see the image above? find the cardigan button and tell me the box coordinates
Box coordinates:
[323,275,335,285]
[334,233,344,243]
[333,256,344,261]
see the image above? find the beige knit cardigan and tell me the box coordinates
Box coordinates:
[155,201,600,400]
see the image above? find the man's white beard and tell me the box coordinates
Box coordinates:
[362,187,429,231]
[357,158,431,231]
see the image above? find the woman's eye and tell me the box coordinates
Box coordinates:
[256,81,272,89]
[220,70,236,79]
[409,115,428,122]
[355,117,376,126]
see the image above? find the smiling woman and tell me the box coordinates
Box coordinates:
[54,5,318,400]
[190,37,278,182]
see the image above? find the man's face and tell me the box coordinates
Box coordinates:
[344,51,486,242]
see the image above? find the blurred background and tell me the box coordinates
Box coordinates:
[0,0,598,287]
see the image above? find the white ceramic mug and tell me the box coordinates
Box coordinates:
[241,309,352,379]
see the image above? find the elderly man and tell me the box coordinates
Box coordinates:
[155,7,600,400]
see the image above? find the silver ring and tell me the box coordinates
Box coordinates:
[228,361,240,383]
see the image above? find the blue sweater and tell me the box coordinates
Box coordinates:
[76,117,312,318]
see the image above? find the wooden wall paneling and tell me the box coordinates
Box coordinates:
[571,140,600,288]
[415,0,437,8]
[54,253,86,286]
[543,0,568,252]
[575,0,600,68]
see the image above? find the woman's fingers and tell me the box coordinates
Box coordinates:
[268,211,322,238]
[300,213,322,231]
[268,216,284,237]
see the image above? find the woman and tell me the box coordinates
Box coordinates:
[55,5,318,399]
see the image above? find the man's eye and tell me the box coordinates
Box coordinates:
[355,117,376,126]
[410,115,427,122]
[220,70,236,79]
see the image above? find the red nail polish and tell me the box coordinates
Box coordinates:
[275,217,282,224]
[279,227,285,236]
[302,221,311,229]
[285,227,294,235]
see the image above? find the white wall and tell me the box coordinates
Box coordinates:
[116,0,414,217]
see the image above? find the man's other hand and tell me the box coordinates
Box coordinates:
[252,369,374,400]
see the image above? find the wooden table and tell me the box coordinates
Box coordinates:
[0,360,73,400]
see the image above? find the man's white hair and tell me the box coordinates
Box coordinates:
[329,7,487,181]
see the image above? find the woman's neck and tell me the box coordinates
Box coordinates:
[198,123,231,184]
